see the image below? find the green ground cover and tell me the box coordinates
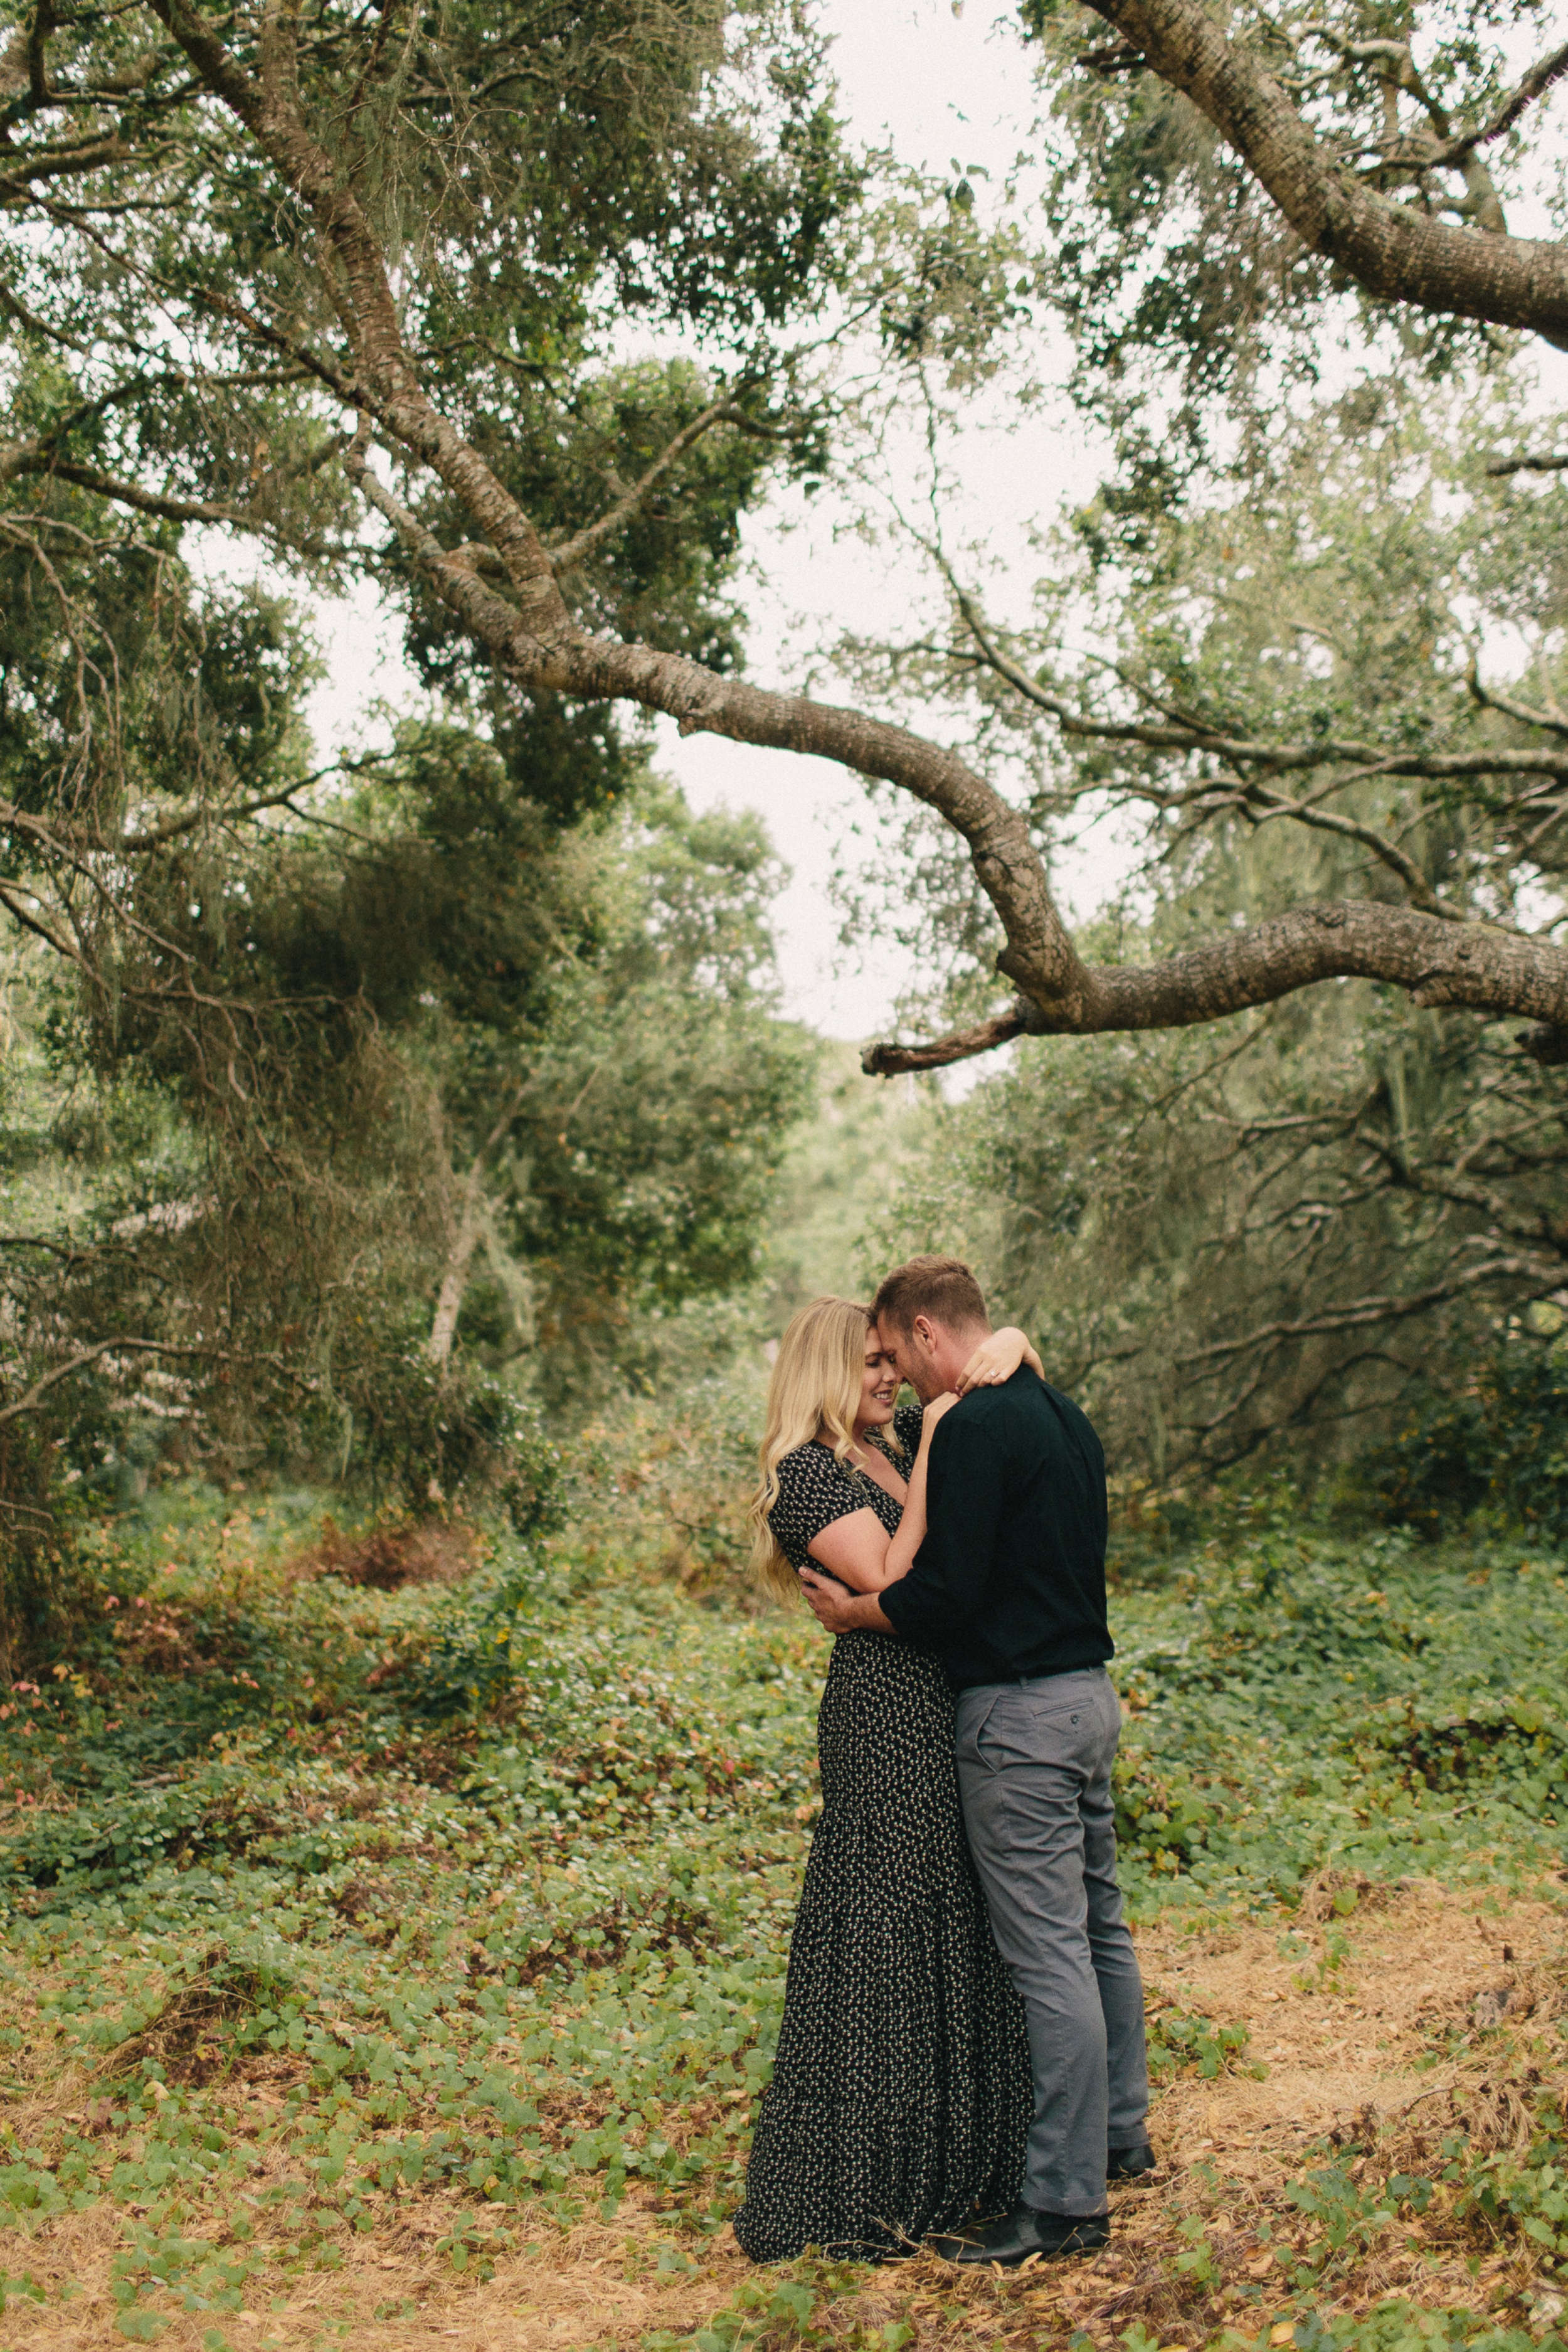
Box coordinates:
[0,1491,1565,2350]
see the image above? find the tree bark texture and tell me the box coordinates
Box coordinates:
[1086,0,1568,340]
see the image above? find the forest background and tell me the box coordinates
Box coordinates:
[2,0,1568,2345]
[1,0,1567,1620]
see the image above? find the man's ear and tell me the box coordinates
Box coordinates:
[911,1314,936,1354]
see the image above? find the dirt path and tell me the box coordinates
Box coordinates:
[6,1881,1565,2351]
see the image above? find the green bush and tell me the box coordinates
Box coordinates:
[1353,1340,1568,1544]
[307,1324,564,1530]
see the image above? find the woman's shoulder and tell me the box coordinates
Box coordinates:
[767,1440,866,1567]
[772,1439,856,1496]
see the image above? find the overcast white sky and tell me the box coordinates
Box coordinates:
[304,3,1124,1043]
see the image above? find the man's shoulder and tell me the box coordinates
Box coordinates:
[945,1372,1045,1440]
[967,1371,1103,1457]
[943,1381,1012,1435]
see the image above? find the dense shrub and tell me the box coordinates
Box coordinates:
[1353,1341,1568,1545]
[323,1334,564,1533]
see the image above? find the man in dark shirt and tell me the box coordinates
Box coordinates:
[799,1255,1151,2265]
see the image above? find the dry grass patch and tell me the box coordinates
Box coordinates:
[0,2186,761,2352]
[294,1520,482,1594]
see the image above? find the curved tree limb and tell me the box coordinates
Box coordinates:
[10,454,264,529]
[1176,1250,1562,1366]
[1465,656,1568,742]
[548,400,787,576]
[922,572,1568,911]
[0,1336,194,1425]
[945,607,1568,782]
[1485,450,1568,477]
[0,133,130,195]
[1350,1127,1568,1248]
[1422,36,1568,167]
[1083,0,1568,340]
[441,402,791,581]
[346,448,1568,1062]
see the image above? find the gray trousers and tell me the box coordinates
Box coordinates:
[955,1666,1149,2218]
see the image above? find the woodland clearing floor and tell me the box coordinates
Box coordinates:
[4,1876,1565,2352]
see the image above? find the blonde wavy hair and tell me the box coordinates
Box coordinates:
[749,1296,903,1602]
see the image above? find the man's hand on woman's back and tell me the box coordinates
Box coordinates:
[798,1568,893,1636]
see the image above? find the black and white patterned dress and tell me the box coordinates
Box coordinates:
[733,1408,1030,2262]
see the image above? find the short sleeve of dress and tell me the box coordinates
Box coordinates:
[892,1402,924,1461]
[768,1445,873,1572]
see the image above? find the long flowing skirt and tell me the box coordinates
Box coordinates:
[733,1632,1031,2262]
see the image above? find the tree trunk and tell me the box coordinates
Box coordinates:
[425,1083,526,1370]
[426,1183,485,1371]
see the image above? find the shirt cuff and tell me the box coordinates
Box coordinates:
[879,1578,915,1636]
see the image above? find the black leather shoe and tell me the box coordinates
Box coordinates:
[1108,2142,1157,2181]
[928,2205,1110,2265]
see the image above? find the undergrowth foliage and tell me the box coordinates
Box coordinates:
[1355,1345,1568,1548]
[0,1493,1563,2348]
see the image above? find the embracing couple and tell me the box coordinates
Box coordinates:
[732,1255,1152,2267]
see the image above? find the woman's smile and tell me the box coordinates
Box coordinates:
[856,1337,901,1429]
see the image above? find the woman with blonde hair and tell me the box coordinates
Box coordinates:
[732,1295,1041,2264]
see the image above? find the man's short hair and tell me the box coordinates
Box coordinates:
[872,1255,989,1338]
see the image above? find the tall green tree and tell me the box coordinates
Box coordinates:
[0,484,807,1520]
[1,0,852,1485]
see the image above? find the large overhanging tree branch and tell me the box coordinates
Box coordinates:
[347,438,1568,1073]
[14,0,1568,1082]
[1071,0,1568,342]
[408,410,1568,1072]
